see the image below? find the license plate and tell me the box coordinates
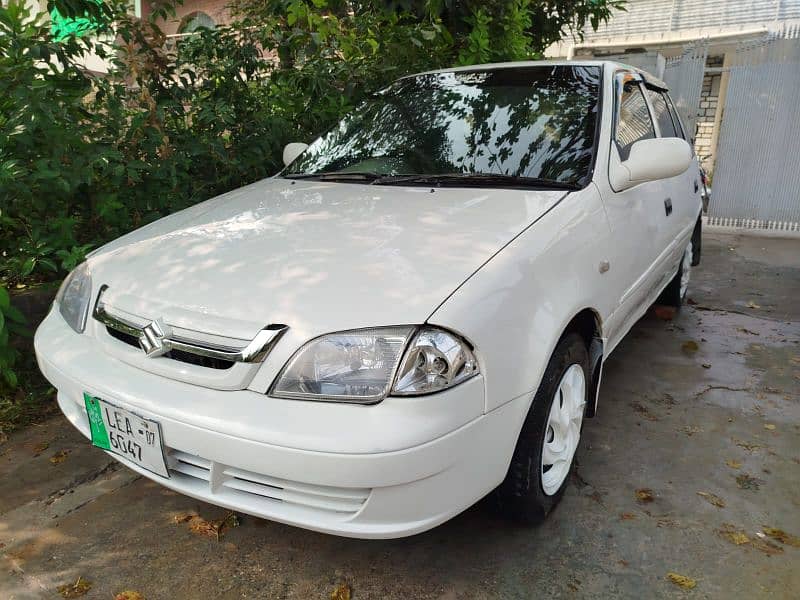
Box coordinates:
[83,393,169,478]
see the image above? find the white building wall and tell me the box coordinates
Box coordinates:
[583,0,800,41]
[548,0,800,57]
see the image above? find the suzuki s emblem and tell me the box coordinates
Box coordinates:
[139,318,171,358]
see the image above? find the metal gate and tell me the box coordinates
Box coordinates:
[710,26,800,231]
[663,40,708,139]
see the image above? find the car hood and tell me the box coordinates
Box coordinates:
[89,178,566,340]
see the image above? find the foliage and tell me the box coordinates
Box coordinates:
[0,285,26,389]
[0,2,98,284]
[422,0,627,56]
[236,2,453,136]
[234,0,626,69]
[0,0,292,286]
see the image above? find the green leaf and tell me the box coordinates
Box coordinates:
[3,369,18,389]
[421,29,437,41]
[0,287,9,311]
[21,257,36,277]
[39,258,58,272]
[5,305,27,325]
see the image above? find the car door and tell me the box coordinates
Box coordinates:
[663,89,703,255]
[600,71,668,349]
[644,85,700,285]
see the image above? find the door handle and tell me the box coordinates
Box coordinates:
[664,198,673,216]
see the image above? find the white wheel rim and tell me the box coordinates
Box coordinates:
[541,364,586,496]
[680,241,692,299]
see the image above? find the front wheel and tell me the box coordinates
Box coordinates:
[494,333,588,523]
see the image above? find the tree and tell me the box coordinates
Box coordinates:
[231,0,626,67]
[399,0,624,55]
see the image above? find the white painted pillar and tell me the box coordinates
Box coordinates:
[708,51,734,175]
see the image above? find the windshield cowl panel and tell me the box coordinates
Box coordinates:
[286,65,601,190]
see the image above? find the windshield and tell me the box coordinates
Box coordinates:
[286,65,601,188]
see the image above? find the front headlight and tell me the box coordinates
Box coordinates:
[55,262,92,333]
[270,326,479,403]
[392,328,479,395]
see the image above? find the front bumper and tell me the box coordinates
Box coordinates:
[35,310,528,538]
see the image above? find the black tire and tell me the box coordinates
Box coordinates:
[494,333,589,524]
[658,243,692,308]
[691,217,702,267]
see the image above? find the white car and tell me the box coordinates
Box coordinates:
[35,60,703,538]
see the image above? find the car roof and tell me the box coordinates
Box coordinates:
[405,59,669,91]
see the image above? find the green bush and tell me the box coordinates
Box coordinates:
[0,2,97,283]
[0,285,25,388]
[0,0,294,286]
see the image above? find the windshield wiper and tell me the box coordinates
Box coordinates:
[283,171,382,182]
[285,171,581,190]
[372,173,581,190]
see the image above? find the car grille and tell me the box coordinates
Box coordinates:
[106,327,235,370]
[168,449,370,516]
[91,286,289,390]
[94,285,287,369]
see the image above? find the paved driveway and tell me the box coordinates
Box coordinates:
[1,232,798,599]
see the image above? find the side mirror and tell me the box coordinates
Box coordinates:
[283,142,309,168]
[611,137,692,191]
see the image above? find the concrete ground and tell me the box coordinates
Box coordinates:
[1,232,798,599]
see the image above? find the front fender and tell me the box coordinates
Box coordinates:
[427,185,615,413]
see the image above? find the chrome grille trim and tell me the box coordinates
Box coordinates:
[93,285,288,364]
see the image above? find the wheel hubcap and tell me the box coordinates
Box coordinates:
[680,242,692,299]
[541,364,586,496]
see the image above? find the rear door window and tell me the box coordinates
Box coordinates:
[662,92,687,140]
[646,88,679,138]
